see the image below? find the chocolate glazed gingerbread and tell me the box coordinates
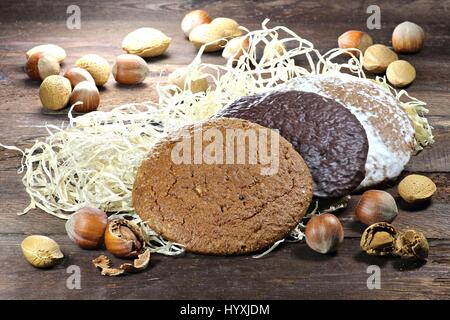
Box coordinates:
[214,90,369,198]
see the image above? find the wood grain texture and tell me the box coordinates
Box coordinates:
[0,0,449,300]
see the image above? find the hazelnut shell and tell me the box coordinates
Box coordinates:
[355,190,398,225]
[64,67,96,87]
[65,207,108,249]
[394,229,429,260]
[26,44,66,63]
[70,81,100,113]
[305,213,344,254]
[112,54,149,85]
[181,9,212,37]
[25,52,60,81]
[392,21,425,54]
[105,219,144,258]
[360,222,397,256]
[338,30,373,56]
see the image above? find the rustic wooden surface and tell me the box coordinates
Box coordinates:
[0,0,449,300]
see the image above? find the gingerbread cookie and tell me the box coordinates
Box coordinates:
[132,118,313,254]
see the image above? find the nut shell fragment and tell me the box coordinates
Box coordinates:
[394,229,429,260]
[120,248,151,273]
[92,254,125,277]
[360,222,397,256]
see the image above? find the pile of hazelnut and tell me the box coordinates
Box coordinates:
[338,21,425,88]
[25,43,156,112]
[24,11,251,114]
[303,174,435,261]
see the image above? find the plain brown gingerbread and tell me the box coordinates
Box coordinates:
[132,118,313,255]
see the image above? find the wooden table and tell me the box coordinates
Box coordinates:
[0,0,449,300]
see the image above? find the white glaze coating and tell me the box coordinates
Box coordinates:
[286,73,415,188]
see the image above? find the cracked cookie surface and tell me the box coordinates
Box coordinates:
[132,118,313,255]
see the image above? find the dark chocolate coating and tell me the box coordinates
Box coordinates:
[214,90,369,198]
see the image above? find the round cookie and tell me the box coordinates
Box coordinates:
[214,90,369,198]
[285,73,415,188]
[132,118,313,255]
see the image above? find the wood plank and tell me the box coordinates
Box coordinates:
[0,234,448,300]
[1,168,449,239]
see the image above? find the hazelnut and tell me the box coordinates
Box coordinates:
[360,222,397,256]
[25,52,60,81]
[64,67,95,87]
[355,190,398,225]
[305,214,344,254]
[398,174,436,203]
[386,60,416,88]
[70,81,100,113]
[189,17,242,52]
[112,54,149,85]
[392,21,425,54]
[181,9,211,37]
[21,235,64,268]
[338,30,373,56]
[261,39,286,64]
[222,36,249,61]
[394,229,429,260]
[65,207,108,249]
[75,54,110,86]
[121,28,171,58]
[363,44,398,74]
[104,219,145,258]
[39,75,72,110]
[168,67,209,93]
[26,44,66,63]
